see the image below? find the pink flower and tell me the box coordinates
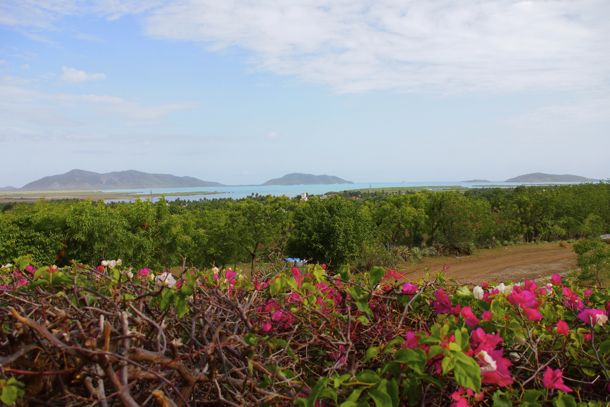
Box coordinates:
[286,292,303,304]
[96,265,105,273]
[25,264,36,274]
[401,282,418,295]
[584,333,592,342]
[578,308,608,326]
[543,367,572,393]
[556,320,570,336]
[550,274,562,286]
[138,268,151,278]
[16,278,28,288]
[583,289,593,298]
[262,321,272,332]
[481,311,492,321]
[48,265,58,273]
[175,279,183,290]
[562,287,584,311]
[478,349,513,387]
[291,267,304,288]
[404,331,419,349]
[507,287,539,309]
[470,328,503,354]
[225,269,237,282]
[432,288,452,314]
[460,306,480,327]
[523,307,543,321]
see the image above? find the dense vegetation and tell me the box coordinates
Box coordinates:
[0,260,608,406]
[0,184,608,270]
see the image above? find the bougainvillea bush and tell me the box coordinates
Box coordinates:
[0,259,608,406]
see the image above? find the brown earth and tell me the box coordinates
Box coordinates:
[397,242,577,284]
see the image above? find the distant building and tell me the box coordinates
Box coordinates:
[300,192,308,201]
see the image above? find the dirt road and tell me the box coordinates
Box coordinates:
[398,242,577,284]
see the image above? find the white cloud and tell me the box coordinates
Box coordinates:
[141,0,610,94]
[61,66,106,83]
[3,1,610,94]
[0,0,164,28]
[0,76,192,142]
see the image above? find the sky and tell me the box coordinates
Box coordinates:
[1,0,609,187]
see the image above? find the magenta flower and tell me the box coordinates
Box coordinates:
[543,367,572,393]
[25,264,36,274]
[432,288,452,314]
[481,310,492,321]
[404,331,419,349]
[562,287,584,310]
[507,287,539,309]
[460,306,480,327]
[583,289,593,298]
[470,328,503,354]
[578,308,608,326]
[137,268,151,278]
[261,321,272,332]
[16,278,28,288]
[523,307,543,321]
[556,320,570,336]
[477,349,514,387]
[550,274,562,286]
[401,282,418,295]
[291,267,304,289]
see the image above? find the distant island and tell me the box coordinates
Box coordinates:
[463,179,490,183]
[262,173,352,186]
[20,169,223,191]
[0,186,17,192]
[506,172,597,183]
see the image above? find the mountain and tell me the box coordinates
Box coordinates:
[21,169,223,190]
[463,179,490,183]
[262,173,353,186]
[0,186,17,191]
[506,172,597,183]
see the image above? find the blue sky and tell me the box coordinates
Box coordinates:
[1,1,609,186]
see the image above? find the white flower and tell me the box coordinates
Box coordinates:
[595,314,608,326]
[1,263,12,269]
[126,271,134,279]
[212,266,219,274]
[495,283,513,295]
[472,286,484,300]
[477,350,497,372]
[116,259,122,266]
[108,260,117,269]
[101,260,109,267]
[155,272,176,288]
[148,273,155,281]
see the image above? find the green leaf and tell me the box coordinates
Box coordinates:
[456,285,472,298]
[342,388,365,404]
[599,339,610,355]
[369,380,393,407]
[552,392,577,407]
[0,378,25,406]
[356,370,380,384]
[393,349,426,374]
[492,390,513,407]
[364,346,380,362]
[369,267,385,288]
[333,373,351,389]
[452,351,481,392]
[522,389,543,402]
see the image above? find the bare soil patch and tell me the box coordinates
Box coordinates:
[398,242,577,284]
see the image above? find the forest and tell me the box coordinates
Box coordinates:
[0,183,608,270]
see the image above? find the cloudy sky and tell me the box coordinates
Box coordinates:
[1,0,609,186]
